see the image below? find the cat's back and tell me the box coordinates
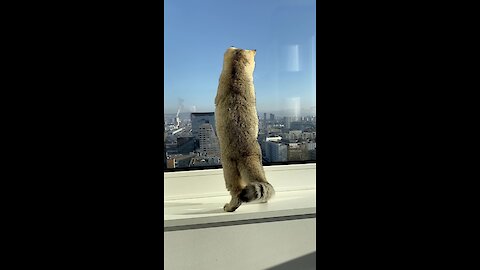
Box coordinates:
[215,47,259,154]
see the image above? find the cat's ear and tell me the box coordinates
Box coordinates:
[252,49,256,56]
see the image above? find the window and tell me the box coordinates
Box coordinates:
[164,0,316,170]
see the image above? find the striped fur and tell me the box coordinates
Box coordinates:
[239,182,275,203]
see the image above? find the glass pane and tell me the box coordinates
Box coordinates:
[164,0,316,170]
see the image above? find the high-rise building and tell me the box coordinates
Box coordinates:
[270,113,275,122]
[191,112,216,149]
[191,112,216,137]
[264,112,268,133]
[264,141,288,162]
[283,116,292,129]
[198,123,220,157]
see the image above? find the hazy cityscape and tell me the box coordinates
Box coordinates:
[164,111,316,169]
[164,0,315,170]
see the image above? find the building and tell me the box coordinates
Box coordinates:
[164,127,167,169]
[288,130,303,141]
[191,112,216,150]
[166,158,176,169]
[287,143,309,161]
[190,156,221,167]
[263,112,268,133]
[165,142,178,155]
[176,136,195,154]
[302,132,316,141]
[198,123,220,157]
[305,142,316,151]
[264,141,288,162]
[166,154,197,169]
[283,116,291,128]
[176,153,197,168]
[290,121,304,130]
[191,112,216,138]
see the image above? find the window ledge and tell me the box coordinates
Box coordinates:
[164,164,316,230]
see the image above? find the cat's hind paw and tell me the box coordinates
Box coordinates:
[223,203,239,212]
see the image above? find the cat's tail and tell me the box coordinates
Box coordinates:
[239,181,275,203]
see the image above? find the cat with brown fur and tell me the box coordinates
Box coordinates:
[215,47,275,212]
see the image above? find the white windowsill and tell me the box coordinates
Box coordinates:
[164,163,316,229]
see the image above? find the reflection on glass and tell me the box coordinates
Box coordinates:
[164,0,316,169]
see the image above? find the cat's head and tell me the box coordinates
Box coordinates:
[223,46,256,75]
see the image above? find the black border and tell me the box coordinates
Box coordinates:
[18,1,166,269]
[11,0,464,268]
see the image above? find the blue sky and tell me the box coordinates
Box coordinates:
[164,0,316,116]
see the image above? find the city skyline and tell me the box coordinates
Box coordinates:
[164,0,316,115]
[165,110,315,169]
[164,108,316,118]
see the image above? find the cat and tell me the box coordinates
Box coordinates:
[215,47,275,212]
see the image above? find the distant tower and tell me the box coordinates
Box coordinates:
[191,112,216,137]
[191,112,216,149]
[264,112,268,133]
[198,123,220,157]
[270,113,275,122]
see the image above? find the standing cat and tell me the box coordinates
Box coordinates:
[215,47,275,212]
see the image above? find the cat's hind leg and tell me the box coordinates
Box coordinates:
[221,158,243,212]
[238,156,275,203]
